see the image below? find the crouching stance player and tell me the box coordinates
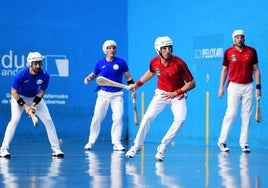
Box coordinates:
[0,52,64,158]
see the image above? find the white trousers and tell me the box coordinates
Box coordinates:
[1,96,61,150]
[134,89,187,147]
[218,82,253,147]
[88,90,124,144]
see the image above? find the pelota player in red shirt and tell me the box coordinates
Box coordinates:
[126,36,196,161]
[217,29,262,153]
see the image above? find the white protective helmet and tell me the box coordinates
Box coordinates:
[232,29,245,42]
[154,36,173,54]
[27,52,43,66]
[102,40,117,54]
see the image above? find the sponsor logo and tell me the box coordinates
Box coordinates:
[193,34,224,61]
[1,50,69,77]
[113,64,119,70]
[231,54,237,62]
[156,68,161,76]
[194,48,223,59]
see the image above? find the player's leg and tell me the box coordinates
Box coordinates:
[218,82,240,151]
[110,92,125,150]
[36,100,63,156]
[134,90,166,146]
[126,89,166,158]
[0,97,24,157]
[161,98,186,145]
[85,90,110,149]
[155,97,186,161]
[240,83,253,152]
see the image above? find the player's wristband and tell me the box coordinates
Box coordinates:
[33,96,42,105]
[17,98,26,106]
[127,79,134,85]
[175,88,184,96]
[136,80,144,87]
[256,84,261,90]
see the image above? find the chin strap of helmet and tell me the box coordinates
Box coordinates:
[159,52,166,60]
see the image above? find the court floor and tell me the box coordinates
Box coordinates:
[0,141,267,188]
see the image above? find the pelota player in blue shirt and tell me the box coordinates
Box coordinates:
[0,52,64,158]
[84,40,135,151]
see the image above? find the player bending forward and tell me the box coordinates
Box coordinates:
[0,52,64,158]
[126,36,196,161]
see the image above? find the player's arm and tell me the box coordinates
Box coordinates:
[124,71,136,98]
[124,71,135,85]
[180,79,196,93]
[218,65,228,98]
[166,79,196,100]
[131,70,155,89]
[31,89,45,107]
[11,88,24,104]
[11,88,34,114]
[84,72,97,84]
[253,63,261,97]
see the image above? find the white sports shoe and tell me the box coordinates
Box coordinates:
[217,142,230,152]
[52,148,64,157]
[0,149,10,158]
[155,144,166,161]
[113,143,125,151]
[125,146,142,158]
[84,142,94,150]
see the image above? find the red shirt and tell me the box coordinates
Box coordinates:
[149,55,194,92]
[223,45,258,84]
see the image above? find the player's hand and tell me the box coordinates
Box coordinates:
[25,105,37,115]
[84,77,90,85]
[177,93,185,100]
[218,88,224,98]
[30,106,37,114]
[256,89,261,97]
[128,84,137,92]
[161,91,177,100]
[24,105,32,114]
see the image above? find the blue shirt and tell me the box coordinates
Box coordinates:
[12,66,50,97]
[93,57,129,92]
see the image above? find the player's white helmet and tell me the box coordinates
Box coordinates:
[154,36,173,54]
[27,52,43,66]
[232,29,245,42]
[102,40,117,54]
